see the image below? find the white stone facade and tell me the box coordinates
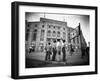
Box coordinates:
[25,18,87,52]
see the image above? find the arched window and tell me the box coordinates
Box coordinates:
[32,29,37,41]
[58,26,60,29]
[57,31,60,37]
[52,31,56,37]
[40,30,45,41]
[63,28,65,30]
[63,32,66,38]
[48,25,51,28]
[73,38,75,44]
[34,29,37,32]
[47,30,51,36]
[35,24,37,27]
[53,26,55,29]
[42,25,44,28]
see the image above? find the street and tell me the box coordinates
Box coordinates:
[26,51,89,68]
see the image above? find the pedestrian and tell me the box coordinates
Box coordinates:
[45,43,52,61]
[62,40,66,62]
[81,48,86,59]
[52,41,57,61]
[86,46,89,60]
[70,44,74,56]
[29,46,32,54]
[56,39,62,61]
[86,47,89,55]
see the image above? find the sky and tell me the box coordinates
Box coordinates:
[26,12,90,44]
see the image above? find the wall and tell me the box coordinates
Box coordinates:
[0,0,99,81]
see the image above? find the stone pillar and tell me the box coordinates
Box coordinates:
[27,29,33,48]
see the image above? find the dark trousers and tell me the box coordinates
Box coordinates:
[62,47,66,61]
[81,49,85,58]
[58,51,61,55]
[62,52,66,61]
[45,51,51,61]
[29,48,32,54]
[52,52,57,61]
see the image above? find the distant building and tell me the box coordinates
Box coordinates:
[68,24,87,51]
[25,18,87,52]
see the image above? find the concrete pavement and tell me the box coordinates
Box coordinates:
[26,51,89,68]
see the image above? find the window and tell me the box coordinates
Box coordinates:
[47,30,51,36]
[57,31,60,37]
[68,39,71,43]
[68,33,71,43]
[41,30,45,36]
[34,29,37,32]
[73,33,74,36]
[42,25,44,28]
[40,30,45,41]
[63,32,66,38]
[53,26,55,29]
[47,38,51,42]
[32,29,37,41]
[48,25,51,28]
[70,33,73,38]
[27,23,30,27]
[58,26,60,29]
[33,33,37,41]
[35,24,37,27]
[73,38,75,44]
[75,37,77,44]
[52,31,56,37]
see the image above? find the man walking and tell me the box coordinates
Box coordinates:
[62,40,66,62]
[52,41,57,61]
[45,43,52,61]
[56,39,62,61]
[70,44,74,56]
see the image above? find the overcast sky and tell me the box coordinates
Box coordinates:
[26,12,90,44]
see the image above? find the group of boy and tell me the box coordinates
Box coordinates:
[45,40,66,62]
